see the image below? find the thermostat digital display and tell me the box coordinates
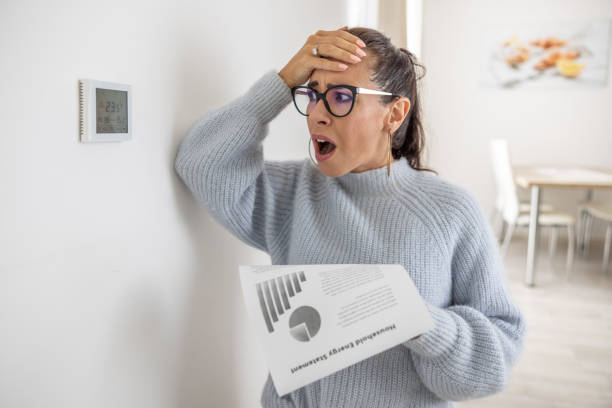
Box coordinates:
[96,88,128,133]
[79,79,132,142]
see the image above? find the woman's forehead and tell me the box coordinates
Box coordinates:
[310,58,373,88]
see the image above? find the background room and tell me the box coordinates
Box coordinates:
[1,0,611,407]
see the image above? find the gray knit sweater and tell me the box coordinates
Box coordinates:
[174,69,526,408]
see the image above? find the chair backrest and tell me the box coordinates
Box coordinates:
[489,139,519,222]
[490,143,505,213]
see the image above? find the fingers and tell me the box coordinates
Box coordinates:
[312,28,366,50]
[332,28,366,49]
[330,35,367,58]
[310,54,349,71]
[308,30,367,68]
[305,26,367,73]
[318,42,362,65]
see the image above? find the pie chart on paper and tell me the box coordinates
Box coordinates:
[288,305,321,342]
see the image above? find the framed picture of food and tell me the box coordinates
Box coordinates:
[480,19,611,89]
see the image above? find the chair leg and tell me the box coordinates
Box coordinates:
[583,213,594,256]
[500,222,516,260]
[566,224,575,280]
[576,207,585,254]
[548,226,558,267]
[603,222,612,273]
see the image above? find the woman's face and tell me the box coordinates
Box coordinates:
[306,54,410,177]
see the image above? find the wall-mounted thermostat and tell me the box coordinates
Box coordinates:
[79,79,132,142]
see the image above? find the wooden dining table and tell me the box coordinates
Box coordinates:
[513,165,612,287]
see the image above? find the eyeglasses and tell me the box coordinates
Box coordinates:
[290,84,403,118]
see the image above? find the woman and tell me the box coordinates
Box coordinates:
[174,26,526,408]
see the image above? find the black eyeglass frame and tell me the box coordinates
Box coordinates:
[290,84,404,118]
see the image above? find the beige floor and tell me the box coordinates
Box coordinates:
[455,230,612,408]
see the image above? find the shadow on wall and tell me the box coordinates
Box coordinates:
[167,31,244,408]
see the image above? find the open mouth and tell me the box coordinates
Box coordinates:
[316,139,337,155]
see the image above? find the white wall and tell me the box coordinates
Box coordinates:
[421,0,612,240]
[0,1,349,407]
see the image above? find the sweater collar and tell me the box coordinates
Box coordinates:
[332,156,419,195]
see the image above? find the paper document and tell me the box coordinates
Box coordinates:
[238,264,435,396]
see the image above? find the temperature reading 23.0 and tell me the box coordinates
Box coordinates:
[96,88,128,133]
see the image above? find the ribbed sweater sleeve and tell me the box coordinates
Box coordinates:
[173,70,300,253]
[403,186,526,401]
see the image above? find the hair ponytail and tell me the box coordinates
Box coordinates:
[347,27,437,175]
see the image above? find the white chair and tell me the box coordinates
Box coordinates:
[577,202,612,272]
[489,139,576,277]
[489,139,555,241]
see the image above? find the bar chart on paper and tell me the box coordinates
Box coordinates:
[256,270,319,337]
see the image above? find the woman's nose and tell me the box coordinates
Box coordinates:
[309,99,330,125]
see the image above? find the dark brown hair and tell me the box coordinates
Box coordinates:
[348,27,437,175]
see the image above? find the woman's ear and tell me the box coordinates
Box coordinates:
[386,97,411,133]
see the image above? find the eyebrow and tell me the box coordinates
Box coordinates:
[307,80,337,90]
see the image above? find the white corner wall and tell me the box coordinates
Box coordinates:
[0,1,349,407]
